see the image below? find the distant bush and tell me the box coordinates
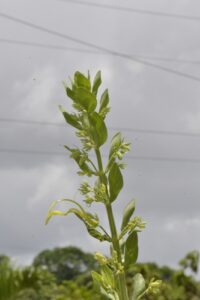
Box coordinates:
[0,247,199,300]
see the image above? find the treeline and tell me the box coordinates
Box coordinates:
[0,246,199,300]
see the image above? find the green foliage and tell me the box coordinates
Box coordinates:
[99,89,110,119]
[0,249,200,300]
[66,83,97,113]
[45,70,155,299]
[108,162,123,203]
[127,259,200,300]
[14,289,39,300]
[0,258,21,300]
[124,232,138,271]
[92,70,102,96]
[179,250,199,273]
[33,246,98,283]
[0,257,57,300]
[0,255,10,265]
[92,265,118,300]
[121,200,136,231]
[131,273,146,300]
[88,111,108,147]
[59,106,82,130]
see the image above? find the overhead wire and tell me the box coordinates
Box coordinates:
[1,12,200,82]
[1,117,200,138]
[1,38,200,65]
[0,147,200,164]
[1,11,200,163]
[58,0,200,22]
[0,38,98,54]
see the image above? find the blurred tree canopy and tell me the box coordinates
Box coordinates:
[33,246,98,283]
[0,246,199,300]
[179,250,199,274]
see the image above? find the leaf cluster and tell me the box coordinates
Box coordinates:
[45,71,155,300]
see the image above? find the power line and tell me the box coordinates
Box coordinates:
[59,0,200,22]
[1,38,200,65]
[112,126,200,138]
[1,117,200,138]
[1,12,200,82]
[0,117,65,127]
[1,147,200,163]
[0,148,63,156]
[127,155,200,164]
[0,38,98,54]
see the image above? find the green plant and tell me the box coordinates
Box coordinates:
[179,250,200,274]
[33,246,98,283]
[46,71,161,300]
[0,259,21,300]
[0,258,55,300]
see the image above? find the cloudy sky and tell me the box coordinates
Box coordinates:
[1,0,200,270]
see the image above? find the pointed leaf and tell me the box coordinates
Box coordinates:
[64,146,94,176]
[74,71,91,90]
[92,71,101,96]
[45,198,99,228]
[87,227,111,242]
[132,273,146,300]
[89,112,108,146]
[91,271,102,290]
[124,232,138,270]
[121,199,136,231]
[109,132,122,159]
[59,105,82,129]
[108,162,123,202]
[101,265,115,289]
[45,210,66,224]
[120,239,126,255]
[66,87,97,112]
[100,89,109,112]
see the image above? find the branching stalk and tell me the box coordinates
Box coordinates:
[95,148,129,300]
[46,71,161,300]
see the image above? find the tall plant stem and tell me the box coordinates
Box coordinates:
[95,148,129,300]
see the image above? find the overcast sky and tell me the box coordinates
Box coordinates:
[1,0,200,270]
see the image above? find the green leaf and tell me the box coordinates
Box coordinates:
[91,271,102,290]
[120,239,126,256]
[124,232,138,270]
[66,87,97,112]
[64,146,94,176]
[92,267,117,298]
[47,205,99,229]
[45,210,67,224]
[45,207,80,225]
[121,199,136,231]
[59,105,82,130]
[89,112,108,146]
[101,265,115,289]
[108,162,123,202]
[100,89,109,112]
[45,199,111,243]
[81,113,90,129]
[74,71,91,90]
[109,132,122,159]
[87,227,111,242]
[92,71,101,96]
[132,273,146,300]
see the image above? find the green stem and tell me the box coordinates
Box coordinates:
[95,148,129,300]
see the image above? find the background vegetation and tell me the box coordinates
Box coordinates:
[0,246,199,299]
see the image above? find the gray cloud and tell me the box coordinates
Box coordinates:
[1,0,200,269]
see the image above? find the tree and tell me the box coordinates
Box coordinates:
[0,255,10,266]
[33,246,98,283]
[0,256,57,300]
[179,250,200,274]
